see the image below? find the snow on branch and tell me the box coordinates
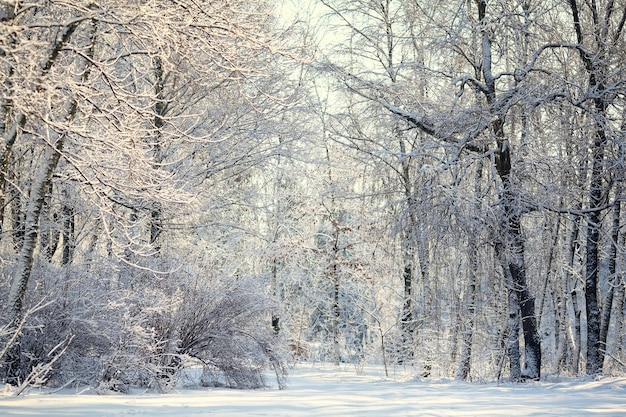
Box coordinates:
[381,103,489,155]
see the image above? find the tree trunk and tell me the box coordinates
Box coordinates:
[496,241,521,382]
[611,272,626,368]
[507,287,522,382]
[332,266,340,366]
[3,19,82,381]
[477,0,541,380]
[149,56,166,252]
[398,129,417,362]
[554,285,569,373]
[566,0,623,376]
[456,245,477,381]
[584,132,605,376]
[599,192,620,367]
[494,132,541,380]
[6,143,66,309]
[330,222,341,366]
[40,183,60,261]
[61,191,75,266]
[566,214,583,375]
[9,165,25,251]
[456,161,482,381]
[400,259,414,358]
[4,140,65,382]
[0,114,25,240]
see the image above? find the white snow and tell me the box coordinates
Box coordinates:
[1,364,625,416]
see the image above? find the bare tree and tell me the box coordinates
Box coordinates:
[565,0,626,375]
[318,0,545,380]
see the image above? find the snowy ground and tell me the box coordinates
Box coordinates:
[1,364,625,416]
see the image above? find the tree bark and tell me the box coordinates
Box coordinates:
[599,190,620,367]
[61,187,75,266]
[496,241,521,382]
[456,240,477,381]
[566,0,625,376]
[3,140,65,382]
[149,56,167,252]
[3,19,81,381]
[565,214,583,374]
[584,132,605,375]
[5,30,79,327]
[455,161,482,381]
[329,221,341,366]
[479,0,541,380]
[398,128,418,362]
[0,115,25,240]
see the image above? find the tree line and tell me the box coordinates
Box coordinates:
[0,0,625,392]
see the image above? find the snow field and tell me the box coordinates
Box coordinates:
[1,364,625,416]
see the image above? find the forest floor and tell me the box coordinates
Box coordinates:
[1,363,625,416]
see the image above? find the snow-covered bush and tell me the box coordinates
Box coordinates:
[0,260,288,392]
[173,276,288,389]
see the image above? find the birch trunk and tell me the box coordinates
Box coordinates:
[3,19,82,380]
[3,139,65,381]
[6,17,83,316]
[599,192,621,367]
[455,242,477,381]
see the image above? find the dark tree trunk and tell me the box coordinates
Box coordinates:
[329,221,341,366]
[61,203,75,266]
[496,240,521,382]
[149,56,167,252]
[584,131,605,375]
[599,192,620,366]
[507,287,522,382]
[478,0,540,380]
[566,0,626,376]
[332,263,340,366]
[494,127,541,380]
[400,260,414,351]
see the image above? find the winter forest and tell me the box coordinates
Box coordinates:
[1,0,626,394]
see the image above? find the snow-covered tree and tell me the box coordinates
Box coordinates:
[0,0,301,388]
